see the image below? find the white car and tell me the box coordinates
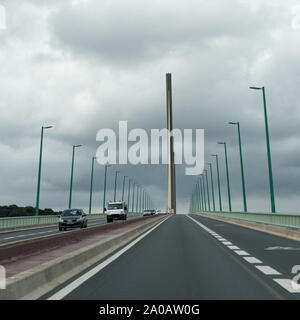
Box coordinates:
[105,201,128,223]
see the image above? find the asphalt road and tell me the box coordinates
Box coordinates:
[42,214,300,300]
[0,215,142,245]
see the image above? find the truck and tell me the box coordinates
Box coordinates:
[105,201,128,223]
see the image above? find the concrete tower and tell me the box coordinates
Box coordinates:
[166,73,176,214]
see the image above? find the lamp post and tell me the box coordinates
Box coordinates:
[192,183,200,212]
[218,142,232,212]
[196,182,201,211]
[103,164,111,213]
[250,86,276,213]
[127,179,132,212]
[113,170,120,201]
[132,182,136,212]
[89,156,97,214]
[229,121,247,212]
[201,174,207,211]
[35,125,53,216]
[199,178,204,211]
[212,154,222,212]
[136,185,139,213]
[191,188,194,213]
[121,176,127,201]
[69,144,82,209]
[142,189,145,212]
[139,187,143,213]
[204,169,211,211]
[207,163,216,211]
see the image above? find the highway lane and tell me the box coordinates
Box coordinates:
[190,214,300,294]
[42,214,300,300]
[0,215,142,245]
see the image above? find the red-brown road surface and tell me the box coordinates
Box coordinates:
[0,215,163,277]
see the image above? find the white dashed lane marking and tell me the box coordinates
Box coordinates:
[255,265,281,275]
[227,245,240,250]
[187,215,300,296]
[234,250,250,256]
[243,257,263,264]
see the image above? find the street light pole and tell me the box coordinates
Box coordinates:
[207,163,216,211]
[197,182,201,211]
[113,170,120,201]
[199,178,204,211]
[212,154,222,212]
[127,179,132,211]
[132,182,136,212]
[139,187,143,213]
[229,122,247,212]
[121,176,127,201]
[103,164,111,213]
[69,144,82,209]
[89,156,96,214]
[136,185,139,213]
[218,142,232,212]
[250,86,276,213]
[35,125,53,216]
[201,175,207,211]
[204,169,211,211]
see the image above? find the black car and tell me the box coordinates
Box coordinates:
[58,209,88,231]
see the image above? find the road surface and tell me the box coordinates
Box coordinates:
[0,215,142,245]
[41,214,300,300]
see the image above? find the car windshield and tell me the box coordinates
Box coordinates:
[108,203,123,210]
[62,209,81,216]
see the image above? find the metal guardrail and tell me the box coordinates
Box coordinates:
[195,211,300,229]
[0,212,144,229]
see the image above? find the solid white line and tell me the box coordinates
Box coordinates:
[243,257,263,264]
[47,216,170,300]
[273,279,300,293]
[223,242,232,245]
[255,265,281,275]
[234,250,250,256]
[187,215,211,229]
[3,237,14,240]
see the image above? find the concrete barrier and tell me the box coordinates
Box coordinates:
[0,215,168,300]
[0,213,143,234]
[194,212,300,242]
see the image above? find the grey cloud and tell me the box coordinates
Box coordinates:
[1,0,300,213]
[49,0,274,66]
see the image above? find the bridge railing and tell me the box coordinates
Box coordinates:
[195,211,300,229]
[0,212,143,230]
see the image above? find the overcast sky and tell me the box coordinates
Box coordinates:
[1,0,300,214]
